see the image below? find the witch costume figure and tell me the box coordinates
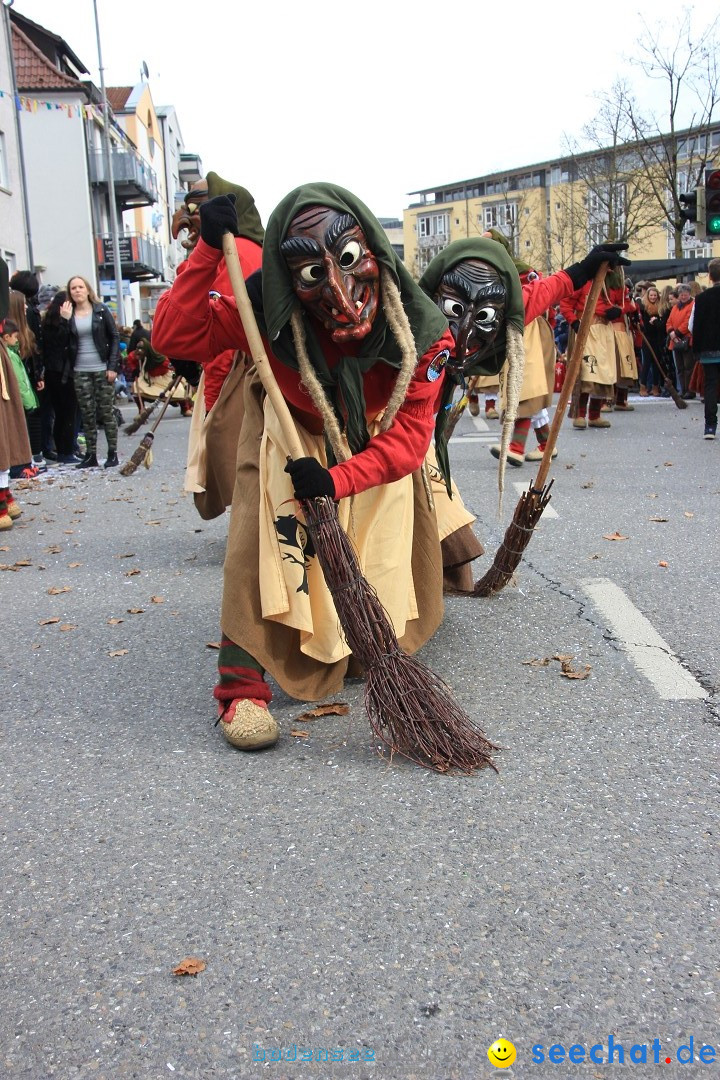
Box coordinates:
[152,183,457,752]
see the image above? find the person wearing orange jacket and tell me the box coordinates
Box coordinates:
[665,282,694,398]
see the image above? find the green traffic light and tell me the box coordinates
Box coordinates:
[708,216,720,235]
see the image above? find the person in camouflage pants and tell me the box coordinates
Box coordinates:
[73,371,118,458]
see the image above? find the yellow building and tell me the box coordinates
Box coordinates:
[404,127,720,284]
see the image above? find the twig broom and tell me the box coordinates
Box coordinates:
[222,232,498,774]
[637,329,687,410]
[124,373,184,434]
[474,263,609,597]
[120,387,176,476]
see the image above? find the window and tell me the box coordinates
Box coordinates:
[417,213,449,238]
[0,131,7,188]
[2,250,16,275]
[550,165,570,185]
[484,202,516,229]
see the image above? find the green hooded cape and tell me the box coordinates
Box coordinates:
[259,182,448,458]
[207,171,265,247]
[419,237,525,492]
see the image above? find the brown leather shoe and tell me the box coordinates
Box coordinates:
[588,417,612,428]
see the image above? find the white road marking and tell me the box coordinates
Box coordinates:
[580,579,708,700]
[512,482,559,518]
[471,415,490,432]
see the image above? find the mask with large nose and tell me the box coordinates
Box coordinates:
[433,258,507,375]
[280,205,380,344]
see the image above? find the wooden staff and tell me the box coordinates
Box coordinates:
[637,329,687,410]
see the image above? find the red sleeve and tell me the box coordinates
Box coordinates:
[525,271,576,325]
[329,330,454,500]
[203,349,236,411]
[152,237,261,362]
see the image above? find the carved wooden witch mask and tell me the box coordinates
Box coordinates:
[433,258,507,374]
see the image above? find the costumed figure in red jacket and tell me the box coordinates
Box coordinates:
[153,183,456,752]
[169,173,264,518]
[559,265,634,429]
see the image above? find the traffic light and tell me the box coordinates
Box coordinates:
[679,187,706,236]
[705,168,720,239]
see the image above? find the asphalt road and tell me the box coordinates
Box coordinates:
[1,394,717,1079]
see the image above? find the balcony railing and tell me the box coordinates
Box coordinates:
[88,149,159,208]
[95,232,164,281]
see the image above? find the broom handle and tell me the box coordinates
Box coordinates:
[222,233,305,461]
[637,328,685,407]
[532,262,609,492]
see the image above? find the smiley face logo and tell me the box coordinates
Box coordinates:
[487,1039,517,1068]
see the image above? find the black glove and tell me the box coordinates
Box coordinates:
[285,457,336,500]
[604,305,622,321]
[199,194,238,249]
[571,319,581,334]
[565,242,631,290]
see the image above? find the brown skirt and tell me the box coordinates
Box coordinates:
[0,349,32,471]
[220,369,445,702]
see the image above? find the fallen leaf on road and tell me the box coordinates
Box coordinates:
[125,568,141,577]
[145,520,162,526]
[664,461,673,467]
[14,559,32,566]
[684,511,695,518]
[588,553,601,560]
[47,585,72,594]
[290,729,310,738]
[63,530,74,535]
[565,463,575,470]
[45,545,62,553]
[647,493,658,498]
[560,663,591,680]
[59,624,76,632]
[150,595,164,603]
[296,702,350,719]
[581,481,594,489]
[206,641,221,650]
[0,545,8,552]
[603,532,629,541]
[39,617,60,625]
[648,516,669,522]
[108,649,129,657]
[127,608,145,614]
[552,654,575,663]
[172,957,206,977]
[659,560,669,568]
[68,561,82,568]
[107,617,124,625]
[523,657,550,667]
[116,552,136,558]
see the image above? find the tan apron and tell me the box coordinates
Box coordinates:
[500,317,554,418]
[134,369,190,402]
[580,321,617,395]
[220,368,444,701]
[614,325,638,383]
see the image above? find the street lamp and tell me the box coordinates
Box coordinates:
[92,0,124,324]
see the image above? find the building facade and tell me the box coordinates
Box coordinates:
[404,129,720,281]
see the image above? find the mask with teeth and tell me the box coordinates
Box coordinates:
[281,205,380,343]
[433,258,507,375]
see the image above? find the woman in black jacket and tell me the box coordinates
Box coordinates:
[61,276,120,469]
[42,291,80,464]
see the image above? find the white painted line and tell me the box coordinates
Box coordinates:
[580,579,708,700]
[512,482,559,518]
[454,434,498,443]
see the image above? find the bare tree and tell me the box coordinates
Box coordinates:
[561,80,663,255]
[624,12,720,256]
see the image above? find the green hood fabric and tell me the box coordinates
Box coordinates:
[207,171,264,246]
[420,237,525,493]
[260,182,448,457]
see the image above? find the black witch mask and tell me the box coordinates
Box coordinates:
[281,205,380,344]
[433,258,507,374]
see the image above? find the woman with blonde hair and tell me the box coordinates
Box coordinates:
[60,275,120,468]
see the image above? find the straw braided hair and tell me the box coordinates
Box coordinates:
[289,267,419,462]
[496,324,525,513]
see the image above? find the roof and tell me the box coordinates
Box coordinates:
[107,87,133,113]
[12,23,84,92]
[9,10,88,76]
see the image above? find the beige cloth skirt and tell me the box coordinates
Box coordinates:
[185,354,249,520]
[575,321,617,396]
[221,369,445,702]
[614,326,638,385]
[500,316,555,418]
